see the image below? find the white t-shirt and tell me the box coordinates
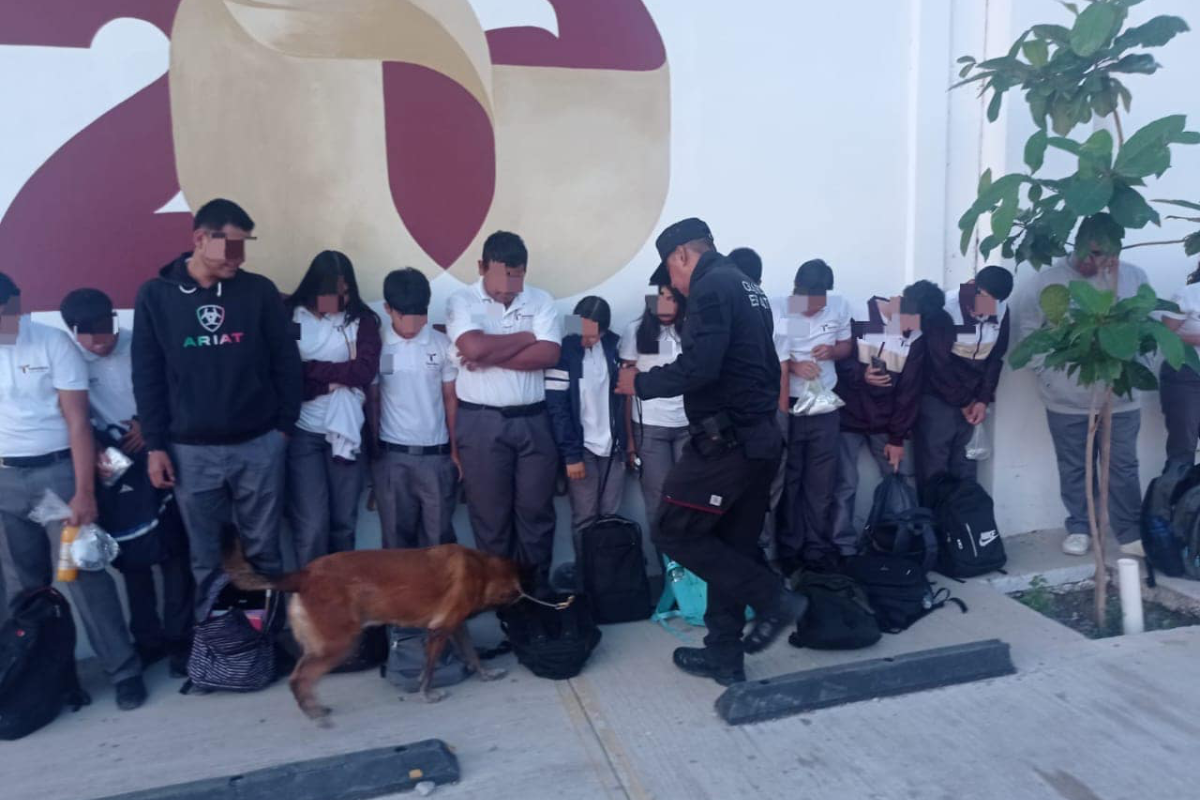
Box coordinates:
[377,323,457,447]
[618,318,688,429]
[944,290,1006,361]
[1165,283,1200,359]
[445,280,562,407]
[0,317,89,457]
[580,344,613,457]
[294,307,361,436]
[775,294,853,396]
[78,328,136,432]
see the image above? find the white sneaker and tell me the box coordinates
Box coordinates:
[1062,533,1091,556]
[1119,540,1146,558]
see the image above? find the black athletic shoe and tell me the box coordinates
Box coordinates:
[672,647,746,686]
[743,590,809,654]
[115,676,148,711]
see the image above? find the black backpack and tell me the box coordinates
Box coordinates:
[844,553,966,633]
[576,515,652,624]
[0,588,90,740]
[1139,463,1191,583]
[497,595,601,680]
[864,475,938,573]
[1167,465,1200,582]
[924,473,1007,578]
[786,571,881,650]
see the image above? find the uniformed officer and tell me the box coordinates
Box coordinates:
[616,219,807,685]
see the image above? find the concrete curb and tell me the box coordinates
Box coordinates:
[716,639,1016,725]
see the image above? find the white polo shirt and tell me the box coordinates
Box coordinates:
[944,290,1006,361]
[0,316,89,457]
[580,344,613,457]
[77,327,136,432]
[618,318,688,429]
[1164,283,1200,359]
[378,323,457,446]
[294,307,362,436]
[445,280,562,407]
[775,294,852,395]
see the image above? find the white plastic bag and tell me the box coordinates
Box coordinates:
[790,378,845,417]
[965,416,992,461]
[27,489,121,570]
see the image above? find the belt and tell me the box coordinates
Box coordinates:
[458,400,546,418]
[380,442,452,456]
[0,448,72,469]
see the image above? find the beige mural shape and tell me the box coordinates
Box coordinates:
[169,0,670,298]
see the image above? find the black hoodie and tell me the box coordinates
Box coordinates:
[132,254,302,449]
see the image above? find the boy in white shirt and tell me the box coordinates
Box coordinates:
[777,260,853,574]
[369,269,460,549]
[0,274,145,709]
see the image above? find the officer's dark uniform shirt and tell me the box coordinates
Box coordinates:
[636,251,780,426]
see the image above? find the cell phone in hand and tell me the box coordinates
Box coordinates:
[871,356,886,372]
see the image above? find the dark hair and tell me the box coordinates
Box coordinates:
[636,285,686,354]
[481,230,528,269]
[975,265,1014,302]
[794,259,834,294]
[0,272,18,306]
[729,247,763,283]
[1189,261,1200,286]
[383,268,432,315]
[285,250,378,326]
[60,288,114,330]
[193,198,255,232]
[902,280,946,320]
[573,296,611,333]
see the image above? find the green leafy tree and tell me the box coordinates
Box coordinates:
[955,0,1198,624]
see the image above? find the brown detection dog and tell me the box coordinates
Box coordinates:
[224,542,523,722]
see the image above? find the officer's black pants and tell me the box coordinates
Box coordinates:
[653,435,783,663]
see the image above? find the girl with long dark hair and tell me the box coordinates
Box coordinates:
[618,276,688,574]
[284,250,381,566]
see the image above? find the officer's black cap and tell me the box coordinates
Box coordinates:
[651,217,712,284]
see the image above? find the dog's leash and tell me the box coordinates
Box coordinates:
[479,593,576,661]
[518,592,575,610]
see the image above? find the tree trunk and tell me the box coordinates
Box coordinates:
[1094,390,1114,627]
[1083,394,1102,624]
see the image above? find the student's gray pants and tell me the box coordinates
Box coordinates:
[455,407,558,585]
[566,450,627,534]
[1046,409,1141,544]
[782,410,842,562]
[633,424,689,575]
[171,431,286,621]
[1160,364,1200,469]
[914,393,977,488]
[832,431,894,551]
[372,450,459,549]
[286,429,364,567]
[0,458,141,683]
[760,410,789,560]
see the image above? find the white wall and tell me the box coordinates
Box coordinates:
[5,1,1200,540]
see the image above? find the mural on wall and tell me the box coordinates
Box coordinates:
[0,0,670,310]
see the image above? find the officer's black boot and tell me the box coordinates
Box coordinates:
[672,647,746,686]
[743,589,808,654]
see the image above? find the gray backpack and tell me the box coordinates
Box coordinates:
[381,627,469,693]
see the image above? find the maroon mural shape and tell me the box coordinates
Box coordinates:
[0,0,666,308]
[0,0,187,311]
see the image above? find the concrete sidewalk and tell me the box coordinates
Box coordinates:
[5,532,1197,800]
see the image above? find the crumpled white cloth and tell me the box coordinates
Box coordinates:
[324,386,365,460]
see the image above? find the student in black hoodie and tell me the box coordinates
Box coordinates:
[132,199,302,621]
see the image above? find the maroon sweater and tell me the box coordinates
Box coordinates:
[835,335,927,447]
[301,314,383,401]
[921,309,1009,408]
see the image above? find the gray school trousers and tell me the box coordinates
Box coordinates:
[832,431,893,551]
[286,429,364,566]
[1160,364,1200,469]
[455,407,558,583]
[1045,409,1141,544]
[0,458,141,684]
[633,423,689,575]
[171,431,286,621]
[914,393,977,487]
[566,450,627,534]
[372,449,459,549]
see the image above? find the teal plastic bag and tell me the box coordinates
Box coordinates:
[652,558,708,627]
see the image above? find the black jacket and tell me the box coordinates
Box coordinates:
[635,250,780,427]
[132,254,303,449]
[922,307,1009,408]
[546,331,628,464]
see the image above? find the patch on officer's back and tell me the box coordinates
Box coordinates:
[709,494,723,506]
